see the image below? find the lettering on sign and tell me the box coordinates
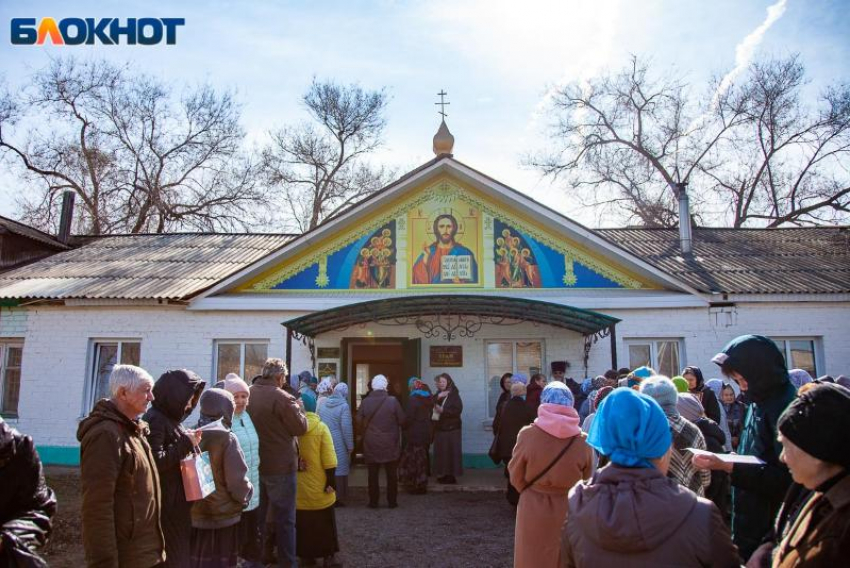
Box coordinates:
[429,345,463,367]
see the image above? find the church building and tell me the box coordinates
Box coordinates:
[0,121,848,466]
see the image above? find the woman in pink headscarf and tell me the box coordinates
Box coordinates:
[508,381,592,568]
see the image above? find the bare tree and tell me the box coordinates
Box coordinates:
[263,79,392,232]
[0,57,267,234]
[705,56,850,226]
[532,54,849,227]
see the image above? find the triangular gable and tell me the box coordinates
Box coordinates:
[197,158,702,299]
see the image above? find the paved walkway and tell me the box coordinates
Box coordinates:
[348,464,505,492]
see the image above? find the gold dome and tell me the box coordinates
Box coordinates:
[432,119,455,156]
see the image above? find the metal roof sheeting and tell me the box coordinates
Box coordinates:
[0,233,293,300]
[599,227,850,294]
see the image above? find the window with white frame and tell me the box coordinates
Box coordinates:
[625,338,683,378]
[770,337,819,377]
[89,340,141,407]
[214,341,269,383]
[1,341,23,417]
[485,340,544,418]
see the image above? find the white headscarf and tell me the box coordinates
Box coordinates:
[371,374,388,391]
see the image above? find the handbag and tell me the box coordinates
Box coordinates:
[488,435,501,465]
[520,436,577,494]
[180,446,216,501]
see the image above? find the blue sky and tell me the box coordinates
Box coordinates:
[1,0,848,228]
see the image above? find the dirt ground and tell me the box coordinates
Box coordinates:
[43,467,515,568]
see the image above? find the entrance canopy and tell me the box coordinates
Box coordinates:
[283,294,620,338]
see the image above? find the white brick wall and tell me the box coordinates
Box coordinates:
[12,300,850,454]
[0,307,27,337]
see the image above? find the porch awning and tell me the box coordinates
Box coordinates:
[282,294,620,338]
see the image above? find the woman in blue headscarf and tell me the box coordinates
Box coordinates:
[398,377,434,494]
[508,381,592,568]
[561,388,740,567]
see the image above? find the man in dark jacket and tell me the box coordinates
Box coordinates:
[143,369,205,568]
[77,364,166,568]
[0,417,56,568]
[694,334,796,561]
[248,358,307,568]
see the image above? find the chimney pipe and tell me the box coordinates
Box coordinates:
[676,182,693,254]
[58,191,75,244]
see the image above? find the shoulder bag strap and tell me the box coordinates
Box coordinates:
[362,396,390,434]
[521,435,577,494]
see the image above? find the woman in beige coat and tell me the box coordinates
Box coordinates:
[509,381,592,568]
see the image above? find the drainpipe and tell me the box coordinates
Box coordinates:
[58,191,75,244]
[675,182,693,255]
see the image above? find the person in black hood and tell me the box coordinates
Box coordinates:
[143,369,206,568]
[682,365,722,424]
[693,334,796,561]
[0,417,56,568]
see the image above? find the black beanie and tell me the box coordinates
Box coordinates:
[778,383,850,469]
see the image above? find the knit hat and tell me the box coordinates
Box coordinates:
[540,381,574,407]
[639,376,679,416]
[672,376,689,393]
[591,385,614,413]
[302,390,318,413]
[788,369,814,390]
[587,388,672,468]
[223,376,250,396]
[372,374,388,391]
[512,373,529,385]
[778,383,850,469]
[677,393,704,422]
[632,366,655,379]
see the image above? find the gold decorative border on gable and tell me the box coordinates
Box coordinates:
[247,179,644,291]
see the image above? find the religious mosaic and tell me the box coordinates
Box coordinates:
[409,201,480,286]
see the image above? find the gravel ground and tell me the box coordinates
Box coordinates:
[43,468,515,568]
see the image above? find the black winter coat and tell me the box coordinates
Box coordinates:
[433,388,463,432]
[404,394,434,447]
[492,390,510,435]
[684,366,722,424]
[143,369,205,568]
[494,397,535,461]
[0,418,56,568]
[695,417,730,520]
[716,335,796,561]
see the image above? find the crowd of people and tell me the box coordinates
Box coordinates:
[1,334,849,567]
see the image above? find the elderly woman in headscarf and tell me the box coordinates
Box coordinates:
[491,372,514,436]
[295,392,341,567]
[682,365,722,424]
[357,374,406,507]
[562,389,740,567]
[315,376,335,413]
[398,377,434,494]
[494,380,535,506]
[318,382,354,506]
[705,378,734,451]
[222,375,262,568]
[508,382,592,567]
[432,373,464,484]
[788,368,814,391]
[191,388,253,568]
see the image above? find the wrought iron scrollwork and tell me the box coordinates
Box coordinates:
[375,312,529,341]
[583,326,612,375]
[292,331,316,369]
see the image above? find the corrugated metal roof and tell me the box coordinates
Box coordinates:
[0,233,293,300]
[598,227,850,294]
[0,216,69,249]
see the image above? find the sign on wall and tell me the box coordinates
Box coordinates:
[430,345,463,367]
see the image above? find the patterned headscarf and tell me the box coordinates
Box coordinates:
[540,381,575,407]
[788,369,814,390]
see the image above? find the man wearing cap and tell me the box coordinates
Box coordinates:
[749,383,850,566]
[693,335,796,561]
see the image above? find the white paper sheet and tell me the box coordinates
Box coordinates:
[686,447,765,465]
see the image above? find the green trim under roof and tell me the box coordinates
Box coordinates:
[282,294,620,337]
